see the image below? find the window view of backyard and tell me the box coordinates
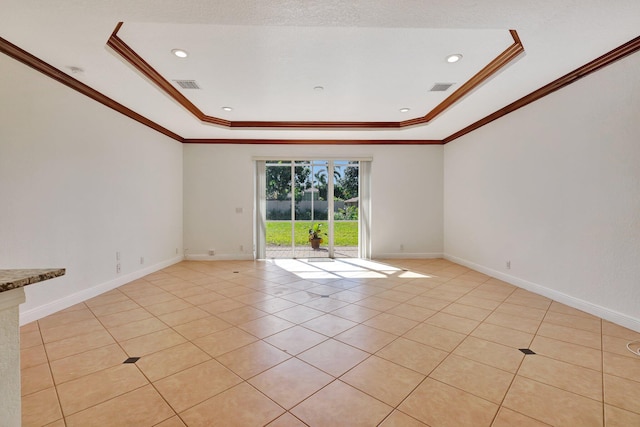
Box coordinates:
[265,160,359,258]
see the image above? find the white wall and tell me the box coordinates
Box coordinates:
[0,55,184,324]
[183,144,443,259]
[444,51,640,330]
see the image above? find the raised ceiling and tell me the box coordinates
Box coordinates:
[1,0,639,142]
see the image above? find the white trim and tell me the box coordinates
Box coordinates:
[444,253,640,333]
[253,156,373,162]
[19,256,183,325]
[375,252,444,259]
[185,253,254,261]
[0,287,26,312]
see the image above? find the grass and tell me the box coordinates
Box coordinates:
[266,221,358,246]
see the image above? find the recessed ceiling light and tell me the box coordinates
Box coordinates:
[446,54,463,63]
[221,106,233,112]
[314,86,324,91]
[399,108,410,113]
[171,49,188,58]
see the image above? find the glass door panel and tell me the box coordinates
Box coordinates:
[333,161,359,258]
[265,161,293,259]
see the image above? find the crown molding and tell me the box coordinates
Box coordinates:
[0,35,183,143]
[444,34,640,143]
[107,23,523,129]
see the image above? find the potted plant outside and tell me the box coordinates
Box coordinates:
[308,223,326,249]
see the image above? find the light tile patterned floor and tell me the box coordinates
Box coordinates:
[20,258,640,426]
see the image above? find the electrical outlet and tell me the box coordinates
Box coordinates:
[175,248,178,254]
[116,251,120,261]
[506,260,511,269]
[140,257,144,265]
[240,245,244,252]
[208,249,215,256]
[116,263,121,274]
[400,244,404,251]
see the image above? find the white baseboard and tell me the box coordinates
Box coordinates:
[444,253,640,333]
[374,252,443,260]
[19,256,184,325]
[185,253,254,261]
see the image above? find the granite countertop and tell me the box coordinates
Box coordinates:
[0,269,66,293]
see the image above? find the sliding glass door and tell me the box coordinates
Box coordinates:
[259,159,362,259]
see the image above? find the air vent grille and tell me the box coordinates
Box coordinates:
[430,83,455,92]
[173,80,200,89]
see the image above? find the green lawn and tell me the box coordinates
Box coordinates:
[266,221,358,246]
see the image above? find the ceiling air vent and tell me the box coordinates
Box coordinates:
[173,80,200,89]
[430,83,455,92]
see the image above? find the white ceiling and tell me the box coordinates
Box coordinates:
[1,0,639,141]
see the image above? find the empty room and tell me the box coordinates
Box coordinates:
[1,1,639,426]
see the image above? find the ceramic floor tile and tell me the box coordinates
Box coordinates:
[603,350,640,383]
[216,305,268,325]
[37,309,97,331]
[376,336,448,375]
[492,407,552,427]
[470,323,534,349]
[21,362,54,396]
[216,340,291,379]
[291,380,393,427]
[603,334,639,358]
[602,320,640,340]
[354,296,400,311]
[119,328,187,357]
[238,314,295,339]
[136,341,211,382]
[543,311,602,333]
[64,385,175,427]
[495,302,547,321]
[403,323,467,352]
[334,324,397,353]
[604,404,640,427]
[330,304,381,322]
[192,326,258,357]
[363,312,419,335]
[341,355,425,406]
[56,364,148,416]
[20,330,44,350]
[378,410,429,426]
[248,357,333,409]
[301,313,358,337]
[157,306,210,327]
[430,354,514,403]
[273,304,324,323]
[40,318,106,344]
[530,335,602,371]
[21,344,48,370]
[385,303,436,322]
[49,343,128,384]
[298,338,369,377]
[266,412,308,426]
[484,311,542,334]
[503,376,603,426]
[453,336,524,373]
[518,355,603,401]
[198,298,246,315]
[180,382,284,427]
[399,378,499,427]
[153,359,242,413]
[44,329,116,361]
[537,322,602,350]
[22,387,63,427]
[264,325,328,355]
[604,373,640,414]
[96,306,154,328]
[425,311,480,334]
[89,299,141,318]
[141,299,193,316]
[172,315,232,341]
[106,317,169,342]
[441,302,492,321]
[154,416,187,427]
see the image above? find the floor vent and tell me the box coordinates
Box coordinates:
[173,80,200,89]
[123,357,140,364]
[519,349,536,355]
